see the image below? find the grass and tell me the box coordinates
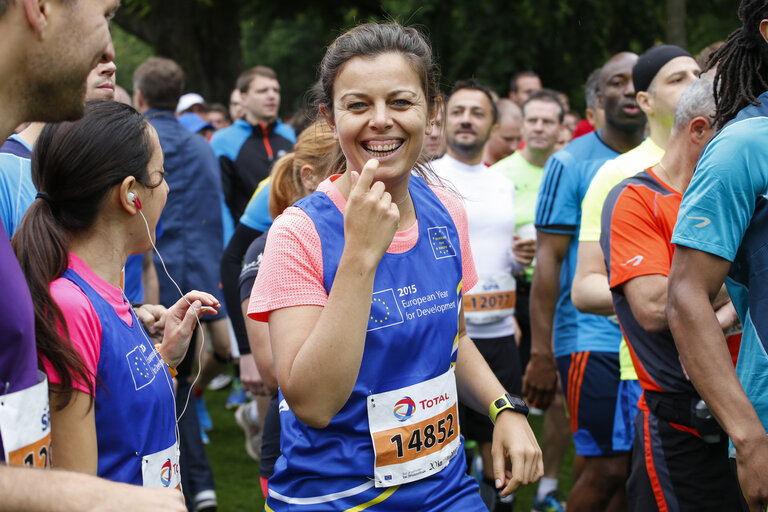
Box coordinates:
[203,389,574,511]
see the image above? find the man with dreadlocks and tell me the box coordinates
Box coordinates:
[667,1,768,510]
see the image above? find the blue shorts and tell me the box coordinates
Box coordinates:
[613,379,641,452]
[556,351,629,456]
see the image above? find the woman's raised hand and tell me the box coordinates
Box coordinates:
[343,159,400,267]
[158,291,220,368]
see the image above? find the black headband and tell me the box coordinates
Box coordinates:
[632,44,692,93]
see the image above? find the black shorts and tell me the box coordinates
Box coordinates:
[459,334,522,444]
[627,408,741,511]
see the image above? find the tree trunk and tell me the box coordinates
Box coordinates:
[666,0,686,48]
[115,0,242,104]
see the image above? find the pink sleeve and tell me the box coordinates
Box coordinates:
[247,186,479,323]
[432,186,479,293]
[247,207,327,322]
[42,278,101,395]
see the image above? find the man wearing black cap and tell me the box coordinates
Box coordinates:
[573,44,700,317]
[567,43,700,510]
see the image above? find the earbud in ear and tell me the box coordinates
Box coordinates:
[127,192,141,210]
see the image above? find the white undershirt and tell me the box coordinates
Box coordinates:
[431,154,521,339]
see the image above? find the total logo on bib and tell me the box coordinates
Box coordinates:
[142,443,181,489]
[393,397,416,422]
[160,458,174,487]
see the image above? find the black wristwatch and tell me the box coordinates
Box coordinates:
[489,393,530,423]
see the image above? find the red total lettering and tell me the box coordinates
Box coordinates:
[419,393,450,409]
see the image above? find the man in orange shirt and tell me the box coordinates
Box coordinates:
[601,78,741,511]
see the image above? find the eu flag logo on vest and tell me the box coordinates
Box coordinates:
[126,346,156,390]
[367,289,404,332]
[428,226,456,259]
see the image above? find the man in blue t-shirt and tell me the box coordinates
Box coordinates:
[524,52,646,511]
[0,1,185,509]
[667,4,768,509]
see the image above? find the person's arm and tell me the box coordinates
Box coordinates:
[667,246,768,511]
[49,389,97,474]
[219,157,238,216]
[243,299,276,394]
[622,274,668,332]
[715,300,739,333]
[571,241,615,316]
[522,231,570,409]
[454,308,543,496]
[221,224,262,356]
[0,465,185,511]
[141,250,159,305]
[268,160,399,428]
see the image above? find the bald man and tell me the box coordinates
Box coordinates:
[483,99,523,166]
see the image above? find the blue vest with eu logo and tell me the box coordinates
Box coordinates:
[62,268,177,486]
[265,176,483,511]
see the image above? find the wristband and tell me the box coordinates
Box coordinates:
[489,393,529,423]
[155,343,178,378]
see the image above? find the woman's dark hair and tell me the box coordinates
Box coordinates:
[313,22,442,181]
[12,100,157,408]
[707,0,768,129]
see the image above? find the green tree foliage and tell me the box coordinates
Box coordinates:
[111,24,153,95]
[115,0,741,117]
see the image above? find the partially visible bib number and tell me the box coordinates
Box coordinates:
[142,442,181,489]
[367,368,460,487]
[0,371,51,467]
[464,272,516,325]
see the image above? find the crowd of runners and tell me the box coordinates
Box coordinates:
[3,1,768,512]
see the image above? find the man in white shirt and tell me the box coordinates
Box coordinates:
[432,78,532,512]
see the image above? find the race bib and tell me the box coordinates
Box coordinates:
[0,371,51,467]
[367,368,460,487]
[464,272,516,325]
[141,442,181,489]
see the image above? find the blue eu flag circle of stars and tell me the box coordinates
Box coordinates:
[133,354,151,380]
[370,296,390,324]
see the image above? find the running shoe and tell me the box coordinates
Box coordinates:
[193,489,218,512]
[235,403,262,462]
[531,491,565,512]
[196,396,213,432]
[207,373,233,391]
[225,377,246,409]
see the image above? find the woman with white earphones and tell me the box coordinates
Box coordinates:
[12,100,219,487]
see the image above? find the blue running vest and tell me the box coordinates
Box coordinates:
[265,176,484,511]
[62,268,178,486]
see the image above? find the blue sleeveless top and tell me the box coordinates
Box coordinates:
[265,176,484,511]
[62,268,177,486]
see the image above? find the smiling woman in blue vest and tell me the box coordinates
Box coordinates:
[12,100,219,486]
[247,22,543,511]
